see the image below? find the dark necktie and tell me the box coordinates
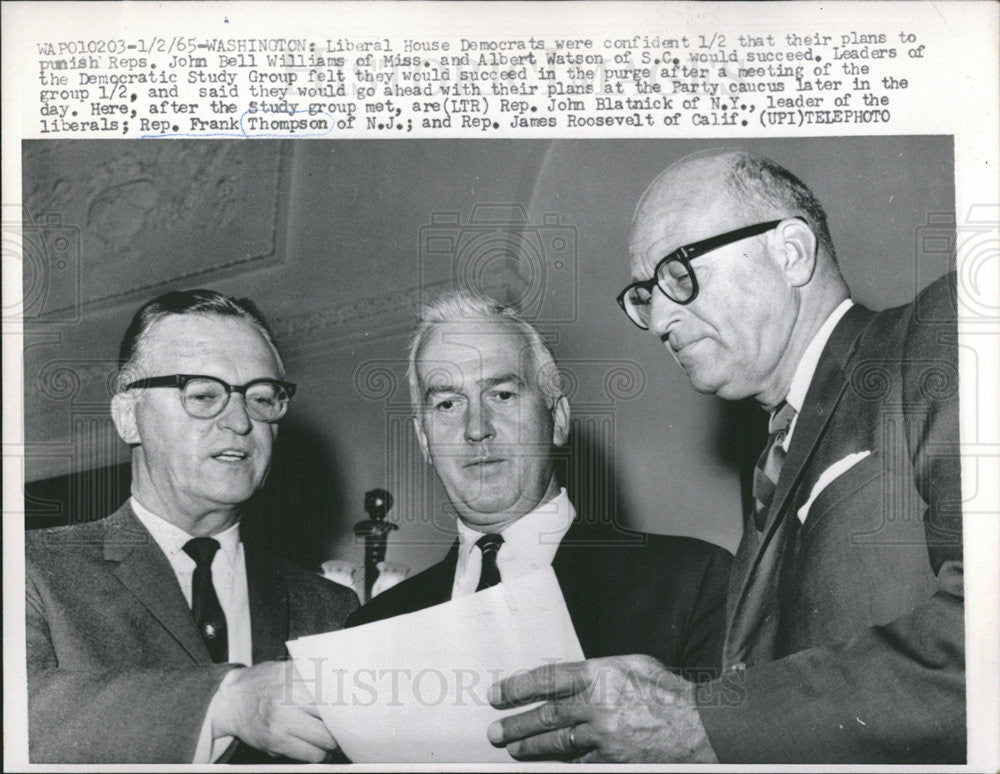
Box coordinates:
[183,537,229,663]
[475,533,504,591]
[752,401,797,530]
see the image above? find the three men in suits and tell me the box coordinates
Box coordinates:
[349,291,732,679]
[26,290,358,763]
[488,150,964,763]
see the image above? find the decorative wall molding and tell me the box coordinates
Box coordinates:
[22,140,289,317]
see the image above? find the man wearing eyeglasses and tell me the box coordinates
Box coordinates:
[487,150,963,763]
[26,289,358,763]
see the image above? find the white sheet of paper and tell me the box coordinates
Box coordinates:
[287,567,584,763]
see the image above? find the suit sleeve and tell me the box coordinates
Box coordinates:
[697,276,964,763]
[26,567,237,764]
[680,546,731,681]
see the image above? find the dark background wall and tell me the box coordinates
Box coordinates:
[22,137,956,576]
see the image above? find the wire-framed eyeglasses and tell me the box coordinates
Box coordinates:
[617,218,803,329]
[123,374,297,422]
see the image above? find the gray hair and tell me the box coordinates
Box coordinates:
[407,291,562,413]
[725,151,837,265]
[116,289,284,390]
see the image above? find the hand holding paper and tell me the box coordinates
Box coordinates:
[486,654,718,763]
[211,661,339,762]
[287,567,584,763]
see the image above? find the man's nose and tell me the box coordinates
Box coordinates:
[648,286,685,337]
[217,392,253,435]
[464,399,495,443]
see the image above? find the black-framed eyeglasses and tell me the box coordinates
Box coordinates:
[123,374,297,422]
[617,218,804,329]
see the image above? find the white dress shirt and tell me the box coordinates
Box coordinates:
[451,487,576,599]
[780,298,855,453]
[130,497,252,762]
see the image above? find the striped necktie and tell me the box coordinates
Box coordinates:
[475,533,504,591]
[752,401,797,530]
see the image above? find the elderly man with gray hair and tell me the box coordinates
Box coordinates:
[349,291,732,699]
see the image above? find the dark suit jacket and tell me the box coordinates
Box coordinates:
[26,502,359,763]
[349,520,732,678]
[698,274,964,763]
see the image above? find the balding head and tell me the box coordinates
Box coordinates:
[631,149,735,230]
[624,150,849,409]
[633,150,837,268]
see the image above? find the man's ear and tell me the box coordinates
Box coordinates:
[111,392,141,445]
[551,395,571,447]
[771,217,818,287]
[411,415,432,464]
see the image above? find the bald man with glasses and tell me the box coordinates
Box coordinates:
[488,150,963,764]
[26,289,358,763]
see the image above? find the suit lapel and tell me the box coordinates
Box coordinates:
[769,304,874,524]
[371,542,458,618]
[420,543,460,609]
[552,522,589,627]
[104,504,211,664]
[724,304,875,666]
[552,522,628,655]
[245,546,291,663]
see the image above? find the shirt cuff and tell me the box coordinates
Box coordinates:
[193,667,242,763]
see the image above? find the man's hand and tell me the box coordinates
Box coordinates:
[212,660,338,762]
[487,655,718,763]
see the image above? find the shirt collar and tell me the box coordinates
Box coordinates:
[130,496,242,569]
[784,299,854,414]
[456,487,575,568]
